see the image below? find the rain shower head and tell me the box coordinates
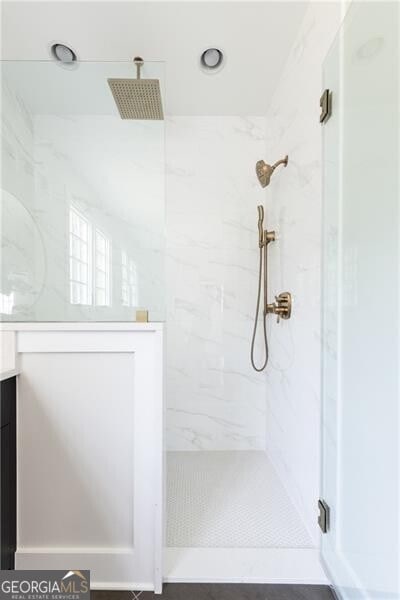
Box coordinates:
[108,57,164,120]
[256,155,288,188]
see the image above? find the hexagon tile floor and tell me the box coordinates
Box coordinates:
[167,451,313,548]
[92,453,330,599]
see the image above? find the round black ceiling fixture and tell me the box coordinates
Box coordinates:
[50,43,77,64]
[200,48,224,72]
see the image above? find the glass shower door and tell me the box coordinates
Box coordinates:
[1,60,165,322]
[321,2,399,599]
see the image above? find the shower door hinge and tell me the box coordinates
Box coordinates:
[320,89,332,123]
[318,499,330,533]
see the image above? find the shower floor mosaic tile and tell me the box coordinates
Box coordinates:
[167,451,313,548]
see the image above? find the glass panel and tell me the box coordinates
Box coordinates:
[0,60,165,321]
[321,2,399,599]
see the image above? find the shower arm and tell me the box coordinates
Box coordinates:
[271,157,288,173]
[134,57,144,79]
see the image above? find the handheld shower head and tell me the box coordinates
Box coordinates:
[257,205,264,247]
[256,155,288,188]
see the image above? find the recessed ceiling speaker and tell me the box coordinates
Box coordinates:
[200,48,224,72]
[49,43,77,68]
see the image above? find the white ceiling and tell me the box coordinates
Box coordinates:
[1,1,308,116]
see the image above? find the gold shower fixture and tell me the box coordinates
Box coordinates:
[250,203,293,372]
[267,292,292,323]
[255,155,288,188]
[108,56,164,120]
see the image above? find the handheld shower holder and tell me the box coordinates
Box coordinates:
[257,205,276,247]
[260,229,276,248]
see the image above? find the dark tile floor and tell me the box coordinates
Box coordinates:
[92,584,334,599]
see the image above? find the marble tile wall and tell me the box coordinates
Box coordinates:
[1,75,165,321]
[261,3,346,544]
[31,115,165,322]
[166,116,268,451]
[1,79,38,317]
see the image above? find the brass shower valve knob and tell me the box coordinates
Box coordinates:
[267,292,292,323]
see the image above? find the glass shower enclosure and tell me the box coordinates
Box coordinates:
[1,59,165,322]
[321,2,399,599]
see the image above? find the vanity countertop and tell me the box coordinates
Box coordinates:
[0,323,164,380]
[0,368,20,382]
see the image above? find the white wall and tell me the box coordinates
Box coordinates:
[263,2,346,543]
[166,116,268,451]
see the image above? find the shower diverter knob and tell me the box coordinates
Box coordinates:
[267,292,292,323]
[276,292,292,322]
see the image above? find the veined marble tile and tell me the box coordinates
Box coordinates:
[166,116,268,452]
[1,79,165,322]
